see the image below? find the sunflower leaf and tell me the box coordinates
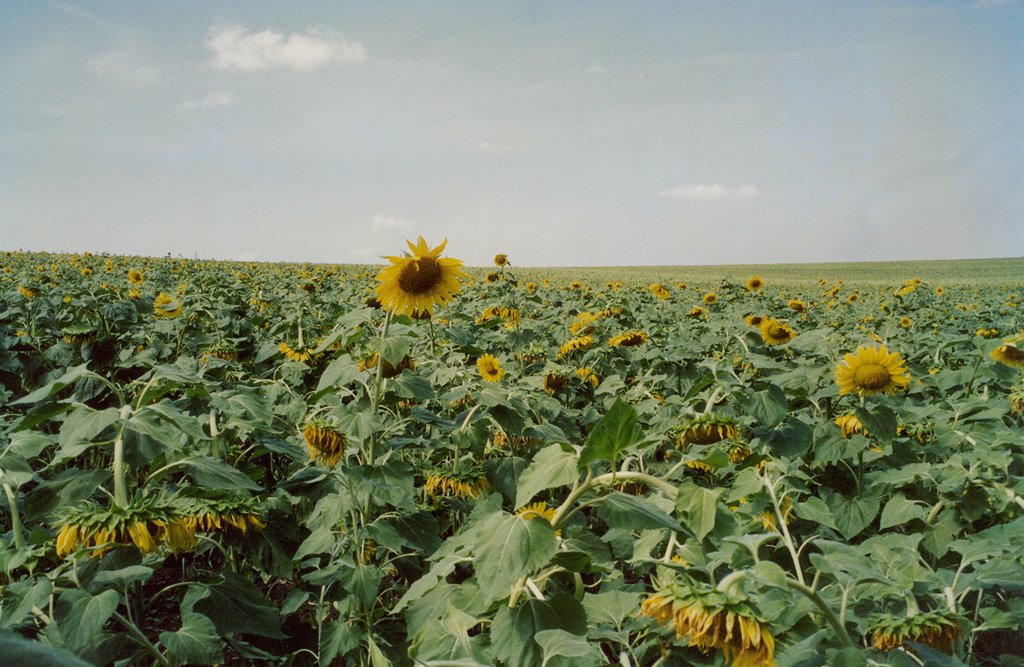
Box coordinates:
[579,398,642,469]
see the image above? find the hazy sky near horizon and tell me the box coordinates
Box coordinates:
[1,1,1022,266]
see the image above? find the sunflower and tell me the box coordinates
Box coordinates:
[758,318,796,346]
[688,306,708,320]
[18,285,38,299]
[477,353,505,382]
[869,610,962,655]
[676,415,739,447]
[569,311,599,335]
[991,334,1024,368]
[127,269,144,285]
[787,299,807,313]
[609,330,649,347]
[61,324,97,346]
[153,292,182,319]
[703,292,718,305]
[834,413,864,438]
[279,341,315,364]
[374,237,466,317]
[543,373,569,395]
[641,579,775,667]
[745,276,765,292]
[358,352,415,378]
[55,498,195,558]
[744,314,764,327]
[494,253,508,267]
[899,316,912,329]
[835,345,911,396]
[515,502,560,535]
[558,335,594,357]
[524,281,537,294]
[575,367,600,387]
[181,497,265,536]
[303,420,346,466]
[935,287,945,296]
[424,470,489,500]
[485,271,501,283]
[650,283,670,300]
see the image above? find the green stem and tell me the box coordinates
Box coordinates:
[209,409,220,459]
[112,610,170,667]
[2,483,26,549]
[763,474,805,586]
[112,412,130,508]
[785,579,855,649]
[366,311,394,464]
[550,471,678,529]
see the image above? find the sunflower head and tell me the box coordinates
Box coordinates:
[745,276,765,292]
[703,292,718,305]
[18,285,39,299]
[425,469,489,500]
[181,497,265,536]
[835,344,911,396]
[869,610,962,655]
[127,269,144,285]
[55,497,195,558]
[744,314,764,328]
[493,253,508,267]
[787,299,807,313]
[834,413,864,438]
[543,373,569,395]
[899,316,912,329]
[477,353,505,382]
[609,330,650,348]
[558,335,594,358]
[758,318,796,346]
[575,366,600,387]
[153,292,183,319]
[650,283,670,300]
[303,419,346,466]
[991,334,1024,368]
[688,306,708,320]
[375,237,466,317]
[279,341,315,364]
[675,415,740,447]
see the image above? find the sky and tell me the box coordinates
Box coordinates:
[1,0,1022,267]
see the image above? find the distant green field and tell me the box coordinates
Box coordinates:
[497,257,1024,288]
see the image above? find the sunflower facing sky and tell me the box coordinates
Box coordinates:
[375,237,466,317]
[835,344,911,396]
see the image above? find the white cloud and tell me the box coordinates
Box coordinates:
[585,64,606,76]
[477,140,512,155]
[207,24,366,71]
[371,214,408,231]
[177,91,238,112]
[659,184,761,200]
[88,51,158,84]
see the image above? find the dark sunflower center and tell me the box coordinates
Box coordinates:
[854,364,890,390]
[1000,345,1024,362]
[397,257,443,294]
[768,325,789,338]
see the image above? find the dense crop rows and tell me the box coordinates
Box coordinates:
[1,247,1023,666]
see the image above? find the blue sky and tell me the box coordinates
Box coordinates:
[1,1,1021,266]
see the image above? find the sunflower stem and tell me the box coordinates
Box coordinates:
[112,415,130,509]
[785,579,855,649]
[2,483,26,549]
[112,609,171,667]
[367,311,394,464]
[209,408,220,459]
[762,473,805,586]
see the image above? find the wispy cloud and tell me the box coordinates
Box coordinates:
[659,184,761,200]
[207,25,366,71]
[41,0,115,30]
[585,64,607,76]
[88,51,159,84]
[371,214,408,231]
[476,140,512,155]
[177,91,238,112]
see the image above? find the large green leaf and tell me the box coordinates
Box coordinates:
[52,588,120,653]
[160,612,223,666]
[598,492,685,533]
[579,398,642,469]
[515,444,579,507]
[490,594,587,667]
[12,364,100,405]
[192,572,285,638]
[0,631,92,667]
[743,383,789,427]
[474,512,559,603]
[826,492,881,540]
[676,482,722,541]
[179,455,262,491]
[879,494,926,529]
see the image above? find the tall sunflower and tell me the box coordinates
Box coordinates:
[375,237,466,317]
[835,345,911,396]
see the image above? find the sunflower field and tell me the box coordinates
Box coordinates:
[1,245,1023,667]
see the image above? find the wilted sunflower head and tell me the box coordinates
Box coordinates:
[869,609,962,655]
[55,497,195,558]
[834,413,864,438]
[425,468,489,500]
[675,414,740,447]
[180,497,265,536]
[758,318,796,346]
[279,341,315,364]
[835,344,911,396]
[609,330,649,348]
[374,237,466,317]
[303,419,346,466]
[477,353,504,382]
[991,334,1024,368]
[543,373,569,395]
[641,578,775,667]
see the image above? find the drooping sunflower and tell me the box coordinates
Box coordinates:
[835,345,911,396]
[745,276,765,292]
[424,469,489,500]
[991,334,1024,368]
[55,497,195,558]
[358,352,415,378]
[558,335,594,357]
[609,330,649,348]
[758,318,796,346]
[153,292,182,319]
[641,579,776,667]
[869,609,962,655]
[279,341,315,364]
[181,497,265,536]
[675,415,740,447]
[569,311,599,335]
[374,237,466,317]
[303,420,346,466]
[477,353,505,382]
[834,413,864,438]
